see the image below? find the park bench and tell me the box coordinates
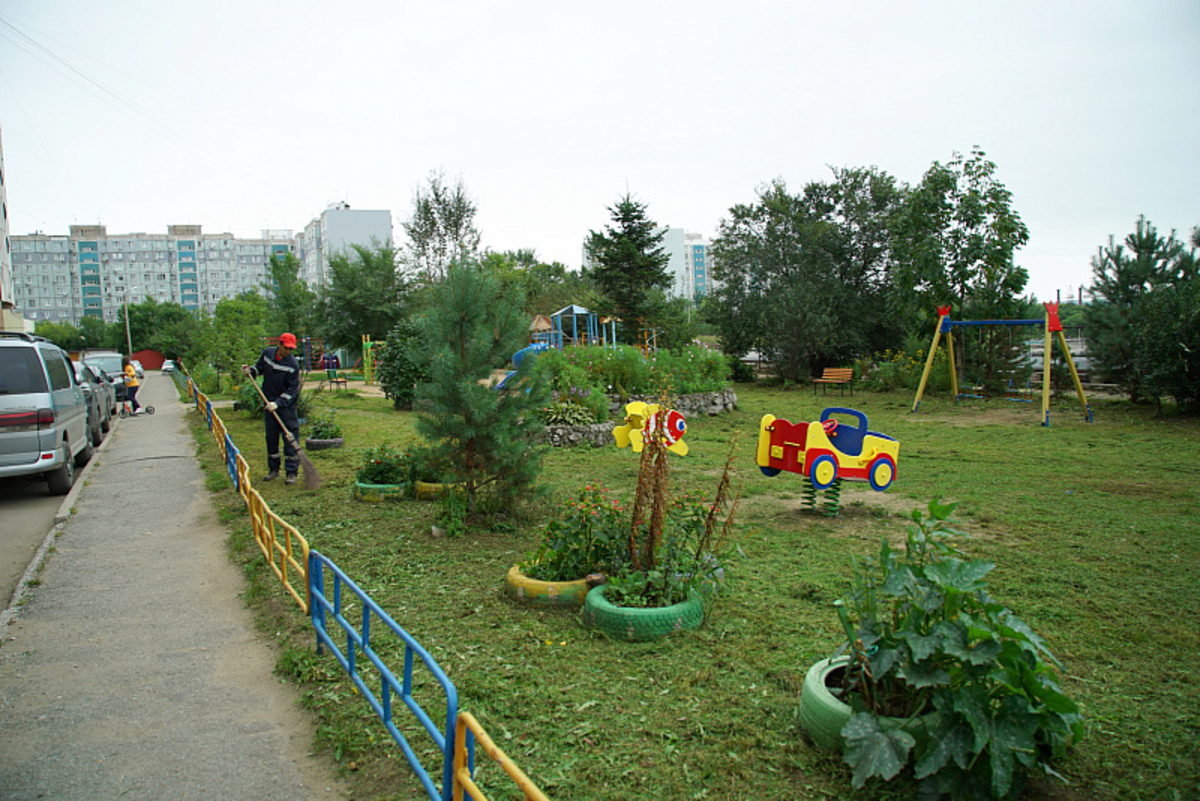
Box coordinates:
[812,367,854,396]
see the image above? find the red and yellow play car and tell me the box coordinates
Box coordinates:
[755,406,899,491]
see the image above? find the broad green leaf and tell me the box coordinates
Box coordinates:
[914,720,973,778]
[988,700,1038,798]
[906,630,946,662]
[843,712,916,788]
[898,659,951,688]
[952,684,993,752]
[924,558,994,593]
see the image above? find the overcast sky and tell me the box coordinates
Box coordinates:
[1,0,1197,302]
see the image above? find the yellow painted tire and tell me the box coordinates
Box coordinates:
[504,565,590,607]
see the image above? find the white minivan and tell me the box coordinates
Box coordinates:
[0,333,92,494]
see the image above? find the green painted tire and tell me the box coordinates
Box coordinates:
[799,656,856,751]
[582,586,703,642]
[798,656,937,751]
[353,480,407,503]
[504,566,590,607]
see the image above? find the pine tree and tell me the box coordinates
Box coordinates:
[414,264,550,516]
[585,194,671,331]
[1085,216,1185,402]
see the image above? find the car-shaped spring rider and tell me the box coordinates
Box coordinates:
[756,407,899,514]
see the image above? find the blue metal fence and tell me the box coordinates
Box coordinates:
[309,550,460,801]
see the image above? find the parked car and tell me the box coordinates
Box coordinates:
[72,361,106,448]
[75,360,116,432]
[131,359,144,379]
[161,359,177,375]
[0,332,92,494]
[83,351,127,402]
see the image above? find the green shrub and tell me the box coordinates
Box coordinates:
[521,484,628,581]
[854,348,950,393]
[192,364,221,395]
[306,407,343,439]
[355,444,412,486]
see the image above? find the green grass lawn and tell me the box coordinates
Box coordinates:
[187,383,1200,801]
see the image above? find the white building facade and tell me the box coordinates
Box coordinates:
[657,227,712,303]
[0,124,21,331]
[293,202,393,286]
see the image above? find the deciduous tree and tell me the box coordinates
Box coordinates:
[402,170,481,281]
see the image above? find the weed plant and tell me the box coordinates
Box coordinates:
[189,385,1200,801]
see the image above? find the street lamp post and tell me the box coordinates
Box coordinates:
[123,285,139,357]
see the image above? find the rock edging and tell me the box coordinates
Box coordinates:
[543,389,738,448]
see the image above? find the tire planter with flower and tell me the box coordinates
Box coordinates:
[798,655,936,751]
[353,481,408,503]
[582,585,704,642]
[503,566,591,608]
[305,436,344,451]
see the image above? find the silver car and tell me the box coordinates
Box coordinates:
[0,332,92,494]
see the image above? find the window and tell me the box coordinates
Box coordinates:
[42,349,72,390]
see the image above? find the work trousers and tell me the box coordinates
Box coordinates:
[264,406,300,474]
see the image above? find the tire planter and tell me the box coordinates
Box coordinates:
[582,586,704,642]
[353,480,407,503]
[305,436,344,451]
[798,656,935,751]
[414,480,464,501]
[504,566,590,608]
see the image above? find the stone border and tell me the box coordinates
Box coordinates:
[543,389,738,448]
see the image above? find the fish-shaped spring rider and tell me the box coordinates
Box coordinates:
[613,402,689,456]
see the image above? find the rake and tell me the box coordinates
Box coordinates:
[247,379,322,490]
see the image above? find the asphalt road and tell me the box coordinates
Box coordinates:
[0,374,347,801]
[0,476,62,607]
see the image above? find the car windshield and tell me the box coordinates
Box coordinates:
[0,349,50,394]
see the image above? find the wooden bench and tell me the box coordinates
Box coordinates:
[812,367,854,396]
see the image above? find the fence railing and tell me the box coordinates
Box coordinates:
[180,369,548,801]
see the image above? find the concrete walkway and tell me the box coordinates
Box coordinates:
[0,375,346,800]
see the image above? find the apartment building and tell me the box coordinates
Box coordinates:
[0,124,19,331]
[293,201,393,286]
[658,227,712,302]
[9,225,292,324]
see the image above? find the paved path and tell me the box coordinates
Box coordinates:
[0,375,346,801]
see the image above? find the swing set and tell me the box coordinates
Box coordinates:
[911,303,1093,426]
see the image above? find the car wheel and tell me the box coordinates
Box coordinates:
[101,411,111,433]
[75,435,95,467]
[869,456,895,492]
[47,446,75,495]
[809,454,839,490]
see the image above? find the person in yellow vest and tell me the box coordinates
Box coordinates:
[122,356,142,414]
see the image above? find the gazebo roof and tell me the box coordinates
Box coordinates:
[551,304,591,318]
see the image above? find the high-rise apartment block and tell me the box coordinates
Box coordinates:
[0,125,19,331]
[294,202,393,286]
[658,227,712,302]
[7,205,392,325]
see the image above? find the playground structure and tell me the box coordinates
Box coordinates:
[534,304,618,349]
[756,407,899,516]
[494,341,550,390]
[534,304,659,356]
[911,303,1092,426]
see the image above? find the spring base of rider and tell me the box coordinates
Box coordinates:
[802,479,842,517]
